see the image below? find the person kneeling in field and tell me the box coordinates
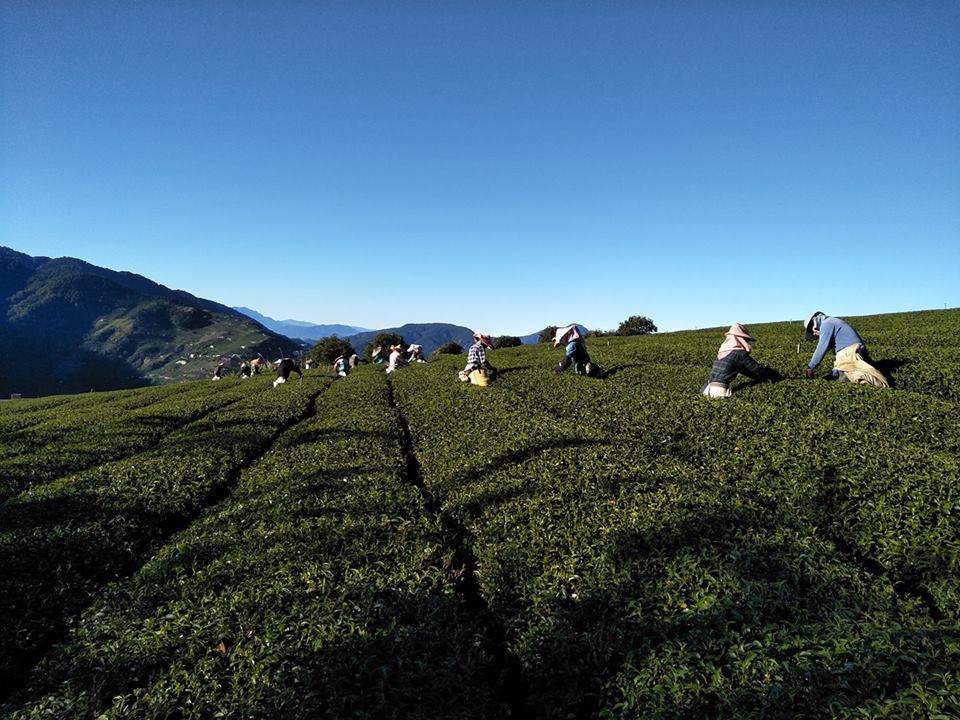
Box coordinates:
[273,357,302,387]
[803,311,889,387]
[553,324,604,378]
[407,344,425,363]
[386,344,407,374]
[702,324,782,398]
[459,332,496,385]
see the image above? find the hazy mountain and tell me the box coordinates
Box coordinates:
[233,307,367,342]
[0,247,301,396]
[343,323,478,356]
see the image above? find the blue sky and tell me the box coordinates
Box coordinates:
[2,1,958,336]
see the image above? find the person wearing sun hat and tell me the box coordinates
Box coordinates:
[459,331,496,383]
[803,311,888,387]
[407,344,425,363]
[386,344,407,374]
[332,354,349,377]
[273,357,302,387]
[701,323,782,398]
[553,323,603,377]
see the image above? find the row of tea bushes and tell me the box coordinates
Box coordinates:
[0,385,178,462]
[505,363,960,623]
[0,386,150,435]
[392,359,960,718]
[0,375,327,699]
[475,451,959,718]
[4,367,505,719]
[0,307,956,716]
[0,379,267,503]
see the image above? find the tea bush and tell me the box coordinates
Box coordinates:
[390,333,960,718]
[0,374,328,697]
[4,367,503,719]
[0,380,259,502]
[1,308,958,718]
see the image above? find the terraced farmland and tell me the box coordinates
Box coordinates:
[1,308,958,719]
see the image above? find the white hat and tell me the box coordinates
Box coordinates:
[803,311,825,341]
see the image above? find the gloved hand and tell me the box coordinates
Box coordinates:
[804,368,816,379]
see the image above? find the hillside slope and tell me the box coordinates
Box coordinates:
[1,308,958,718]
[0,247,301,395]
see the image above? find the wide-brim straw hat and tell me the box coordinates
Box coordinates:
[472,333,493,348]
[390,345,403,352]
[725,323,755,341]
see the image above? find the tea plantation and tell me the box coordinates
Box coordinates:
[1,308,958,719]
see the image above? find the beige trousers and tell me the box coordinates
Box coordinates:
[834,345,889,388]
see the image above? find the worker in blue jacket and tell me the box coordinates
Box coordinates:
[803,312,889,387]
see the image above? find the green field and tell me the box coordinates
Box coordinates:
[1,309,958,719]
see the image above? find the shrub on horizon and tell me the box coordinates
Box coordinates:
[538,326,558,344]
[309,337,356,366]
[431,342,463,358]
[615,315,657,336]
[365,332,404,359]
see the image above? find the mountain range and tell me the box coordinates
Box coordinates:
[0,247,301,396]
[235,309,543,354]
[232,307,368,342]
[0,246,549,397]
[340,323,479,357]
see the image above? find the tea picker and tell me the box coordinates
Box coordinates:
[459,332,496,385]
[273,357,302,387]
[803,312,889,387]
[407,344,425,363]
[553,324,604,378]
[701,324,782,398]
[386,345,407,374]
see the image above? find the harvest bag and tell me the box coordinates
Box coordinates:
[469,369,491,387]
[833,345,889,387]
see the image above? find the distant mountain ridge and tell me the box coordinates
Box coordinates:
[232,307,367,342]
[343,323,478,356]
[0,247,301,396]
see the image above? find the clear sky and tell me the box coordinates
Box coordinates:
[2,1,958,336]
